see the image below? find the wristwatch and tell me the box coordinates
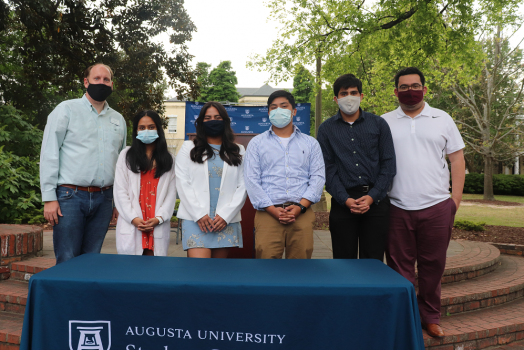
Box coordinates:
[297,204,307,213]
[156,216,164,225]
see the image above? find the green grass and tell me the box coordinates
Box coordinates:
[322,192,524,227]
[462,193,524,203]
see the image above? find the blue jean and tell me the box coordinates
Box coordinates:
[53,186,113,264]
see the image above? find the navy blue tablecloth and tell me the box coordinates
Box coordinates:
[20,254,424,350]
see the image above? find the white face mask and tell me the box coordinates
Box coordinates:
[336,95,361,115]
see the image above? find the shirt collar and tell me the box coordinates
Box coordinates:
[396,102,431,119]
[268,124,301,135]
[334,108,365,122]
[82,94,110,115]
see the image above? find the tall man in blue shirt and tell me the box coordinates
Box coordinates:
[40,63,127,264]
[244,90,325,259]
[317,74,396,260]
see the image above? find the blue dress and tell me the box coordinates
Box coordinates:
[182,144,243,250]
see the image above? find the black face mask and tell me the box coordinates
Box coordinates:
[203,120,225,136]
[87,81,113,102]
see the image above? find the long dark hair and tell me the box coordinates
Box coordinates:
[190,102,242,166]
[125,110,173,178]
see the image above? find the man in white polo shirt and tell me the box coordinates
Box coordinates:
[381,67,465,338]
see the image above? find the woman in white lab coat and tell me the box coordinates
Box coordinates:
[176,101,247,258]
[114,110,177,256]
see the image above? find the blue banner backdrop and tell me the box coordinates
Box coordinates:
[185,101,311,138]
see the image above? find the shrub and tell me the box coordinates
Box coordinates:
[454,219,486,231]
[463,173,524,196]
[0,106,44,224]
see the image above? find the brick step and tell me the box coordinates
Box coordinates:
[425,296,524,349]
[486,339,524,349]
[0,312,23,349]
[0,280,28,315]
[9,257,55,282]
[440,240,501,284]
[441,255,524,316]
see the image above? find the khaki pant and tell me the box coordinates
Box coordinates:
[254,208,315,259]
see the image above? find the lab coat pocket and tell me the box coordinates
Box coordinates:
[153,227,163,239]
[117,220,135,235]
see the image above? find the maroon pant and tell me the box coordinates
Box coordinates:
[386,198,457,324]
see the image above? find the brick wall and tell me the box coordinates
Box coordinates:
[0,225,44,280]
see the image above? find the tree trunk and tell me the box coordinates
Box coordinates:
[483,154,495,200]
[314,55,322,138]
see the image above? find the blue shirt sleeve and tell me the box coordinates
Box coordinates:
[243,138,274,210]
[301,137,326,204]
[39,103,70,202]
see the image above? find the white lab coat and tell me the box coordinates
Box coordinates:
[175,141,246,224]
[114,147,177,256]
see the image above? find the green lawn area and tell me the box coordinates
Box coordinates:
[462,193,524,203]
[322,192,524,227]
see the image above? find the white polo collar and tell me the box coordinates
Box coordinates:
[395,102,432,119]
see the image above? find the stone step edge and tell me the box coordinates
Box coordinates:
[426,329,524,349]
[486,339,524,349]
[0,312,23,346]
[491,242,524,256]
[0,280,28,315]
[416,240,502,285]
[425,295,524,349]
[9,257,55,282]
[441,256,524,316]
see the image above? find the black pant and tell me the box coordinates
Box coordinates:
[329,192,390,261]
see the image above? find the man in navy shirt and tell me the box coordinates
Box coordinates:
[317,74,396,260]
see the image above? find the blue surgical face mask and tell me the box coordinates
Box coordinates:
[269,108,292,128]
[136,130,159,144]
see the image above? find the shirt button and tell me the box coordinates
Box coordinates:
[351,138,354,141]
[353,151,356,154]
[356,164,358,166]
[359,176,361,179]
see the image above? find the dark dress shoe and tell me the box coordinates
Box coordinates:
[422,323,445,338]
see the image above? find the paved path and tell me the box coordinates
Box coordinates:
[41,228,462,260]
[41,229,335,259]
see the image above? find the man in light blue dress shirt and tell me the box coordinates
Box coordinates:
[40,63,127,264]
[244,90,325,259]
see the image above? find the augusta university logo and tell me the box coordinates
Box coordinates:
[245,126,250,131]
[262,117,267,122]
[69,321,111,350]
[296,117,301,121]
[245,109,250,114]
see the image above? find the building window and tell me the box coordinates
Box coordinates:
[168,115,177,133]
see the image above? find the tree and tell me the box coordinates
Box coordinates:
[0,0,198,127]
[198,61,240,103]
[248,0,522,115]
[293,65,314,103]
[451,30,524,200]
[0,106,44,223]
[195,62,212,102]
[292,65,315,135]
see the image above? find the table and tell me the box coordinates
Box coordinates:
[20,254,424,350]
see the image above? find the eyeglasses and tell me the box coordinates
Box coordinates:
[398,84,423,92]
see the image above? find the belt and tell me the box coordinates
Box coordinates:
[60,184,113,192]
[348,185,373,193]
[273,202,299,208]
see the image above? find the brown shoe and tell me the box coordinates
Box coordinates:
[422,323,445,338]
